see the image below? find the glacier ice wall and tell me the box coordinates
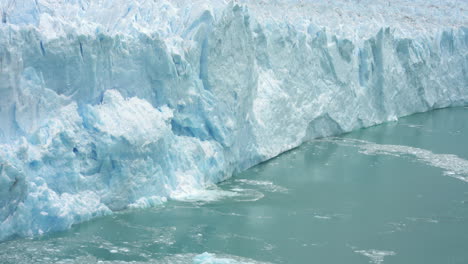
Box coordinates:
[0,0,467,240]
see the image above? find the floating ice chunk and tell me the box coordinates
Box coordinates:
[128,196,167,209]
[193,252,239,264]
[192,252,268,264]
[355,249,396,264]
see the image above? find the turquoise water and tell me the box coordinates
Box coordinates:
[1,107,468,264]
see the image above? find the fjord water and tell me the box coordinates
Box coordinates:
[1,107,468,264]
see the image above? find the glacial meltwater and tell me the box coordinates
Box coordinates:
[1,107,468,263]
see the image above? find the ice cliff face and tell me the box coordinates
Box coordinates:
[0,0,467,240]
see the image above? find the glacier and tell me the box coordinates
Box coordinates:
[0,0,467,240]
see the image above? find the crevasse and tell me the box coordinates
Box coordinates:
[0,0,467,240]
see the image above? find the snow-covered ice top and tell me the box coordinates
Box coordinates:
[0,0,467,240]
[2,0,467,39]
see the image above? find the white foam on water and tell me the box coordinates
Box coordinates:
[171,188,240,203]
[406,217,439,224]
[329,138,468,183]
[399,124,425,129]
[313,215,331,220]
[234,179,288,193]
[0,229,270,264]
[48,252,269,264]
[230,189,265,202]
[169,185,266,204]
